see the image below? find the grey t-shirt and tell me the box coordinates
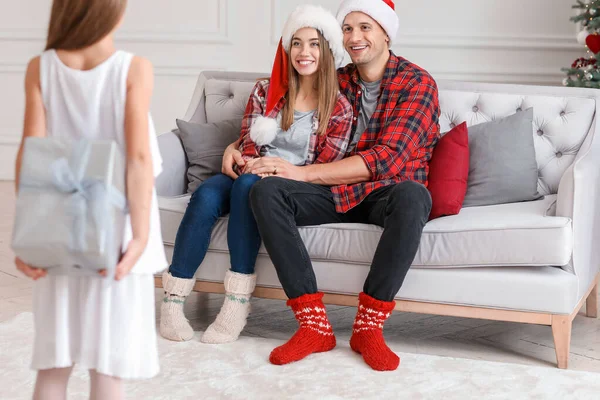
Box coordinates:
[263,109,315,165]
[349,78,381,152]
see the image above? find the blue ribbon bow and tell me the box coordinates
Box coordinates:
[48,139,126,252]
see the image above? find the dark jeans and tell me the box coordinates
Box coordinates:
[249,178,432,301]
[169,173,262,279]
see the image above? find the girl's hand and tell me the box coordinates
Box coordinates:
[15,257,46,280]
[114,238,147,281]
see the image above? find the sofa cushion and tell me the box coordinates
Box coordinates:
[204,79,258,124]
[176,118,242,193]
[437,90,595,197]
[158,194,572,269]
[463,108,542,207]
[167,251,579,314]
[427,121,469,220]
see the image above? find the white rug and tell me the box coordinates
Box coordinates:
[2,313,600,400]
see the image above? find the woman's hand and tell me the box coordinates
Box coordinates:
[248,157,307,181]
[15,257,46,280]
[241,158,260,174]
[243,158,273,178]
[222,140,245,179]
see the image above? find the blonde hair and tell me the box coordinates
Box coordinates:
[45,0,127,50]
[281,30,339,136]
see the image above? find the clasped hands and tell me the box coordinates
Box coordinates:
[222,142,306,182]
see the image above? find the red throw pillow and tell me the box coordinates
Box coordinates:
[427,122,469,220]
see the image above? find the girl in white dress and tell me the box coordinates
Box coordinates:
[14,0,167,399]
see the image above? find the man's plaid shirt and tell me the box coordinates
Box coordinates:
[238,80,353,165]
[332,52,441,213]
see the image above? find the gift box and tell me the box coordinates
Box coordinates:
[11,137,127,276]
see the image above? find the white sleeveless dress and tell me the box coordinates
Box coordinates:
[31,49,168,379]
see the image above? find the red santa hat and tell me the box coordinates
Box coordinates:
[250,5,344,146]
[336,0,399,46]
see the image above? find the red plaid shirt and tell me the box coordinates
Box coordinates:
[332,52,441,213]
[239,80,353,165]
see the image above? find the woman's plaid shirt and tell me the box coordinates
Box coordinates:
[238,80,353,166]
[333,52,441,213]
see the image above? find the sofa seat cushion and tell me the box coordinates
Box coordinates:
[418,194,571,267]
[158,194,572,269]
[164,250,579,314]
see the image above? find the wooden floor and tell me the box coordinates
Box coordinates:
[1,181,599,372]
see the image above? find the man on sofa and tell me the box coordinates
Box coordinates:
[221,0,440,371]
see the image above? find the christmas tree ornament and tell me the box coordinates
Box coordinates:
[562,1,600,88]
[586,34,600,54]
[578,29,590,45]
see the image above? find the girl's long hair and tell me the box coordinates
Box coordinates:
[45,0,127,50]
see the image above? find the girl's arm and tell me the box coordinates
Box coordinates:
[15,57,46,190]
[114,56,154,280]
[14,57,47,280]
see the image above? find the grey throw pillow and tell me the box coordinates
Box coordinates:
[462,108,542,207]
[176,118,242,193]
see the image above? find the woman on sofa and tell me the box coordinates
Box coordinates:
[160,4,353,343]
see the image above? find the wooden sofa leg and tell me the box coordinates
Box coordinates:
[586,281,598,318]
[551,315,572,369]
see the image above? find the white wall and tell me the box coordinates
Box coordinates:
[0,0,582,179]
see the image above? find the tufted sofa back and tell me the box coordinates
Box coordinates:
[182,71,597,196]
[439,90,595,196]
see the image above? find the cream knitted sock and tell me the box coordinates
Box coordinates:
[159,271,196,342]
[201,270,256,344]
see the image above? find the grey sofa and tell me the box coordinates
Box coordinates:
[155,71,600,369]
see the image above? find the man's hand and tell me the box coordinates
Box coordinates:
[249,157,307,181]
[15,257,46,280]
[222,140,245,179]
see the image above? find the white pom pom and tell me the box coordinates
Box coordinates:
[578,29,590,45]
[249,116,278,146]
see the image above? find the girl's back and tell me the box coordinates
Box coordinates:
[40,49,162,177]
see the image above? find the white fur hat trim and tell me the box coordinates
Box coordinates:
[281,5,346,69]
[336,0,399,46]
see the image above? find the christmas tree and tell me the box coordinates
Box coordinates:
[563,0,600,88]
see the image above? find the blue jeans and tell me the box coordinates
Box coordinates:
[169,173,262,279]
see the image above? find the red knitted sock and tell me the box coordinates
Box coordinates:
[350,292,400,371]
[269,292,336,365]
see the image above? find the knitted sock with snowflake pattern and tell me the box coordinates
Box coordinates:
[350,292,400,371]
[269,292,336,365]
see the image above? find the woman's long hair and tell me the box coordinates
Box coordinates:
[45,0,127,50]
[281,30,339,136]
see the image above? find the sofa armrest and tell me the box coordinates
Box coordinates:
[156,130,188,197]
[556,116,600,300]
